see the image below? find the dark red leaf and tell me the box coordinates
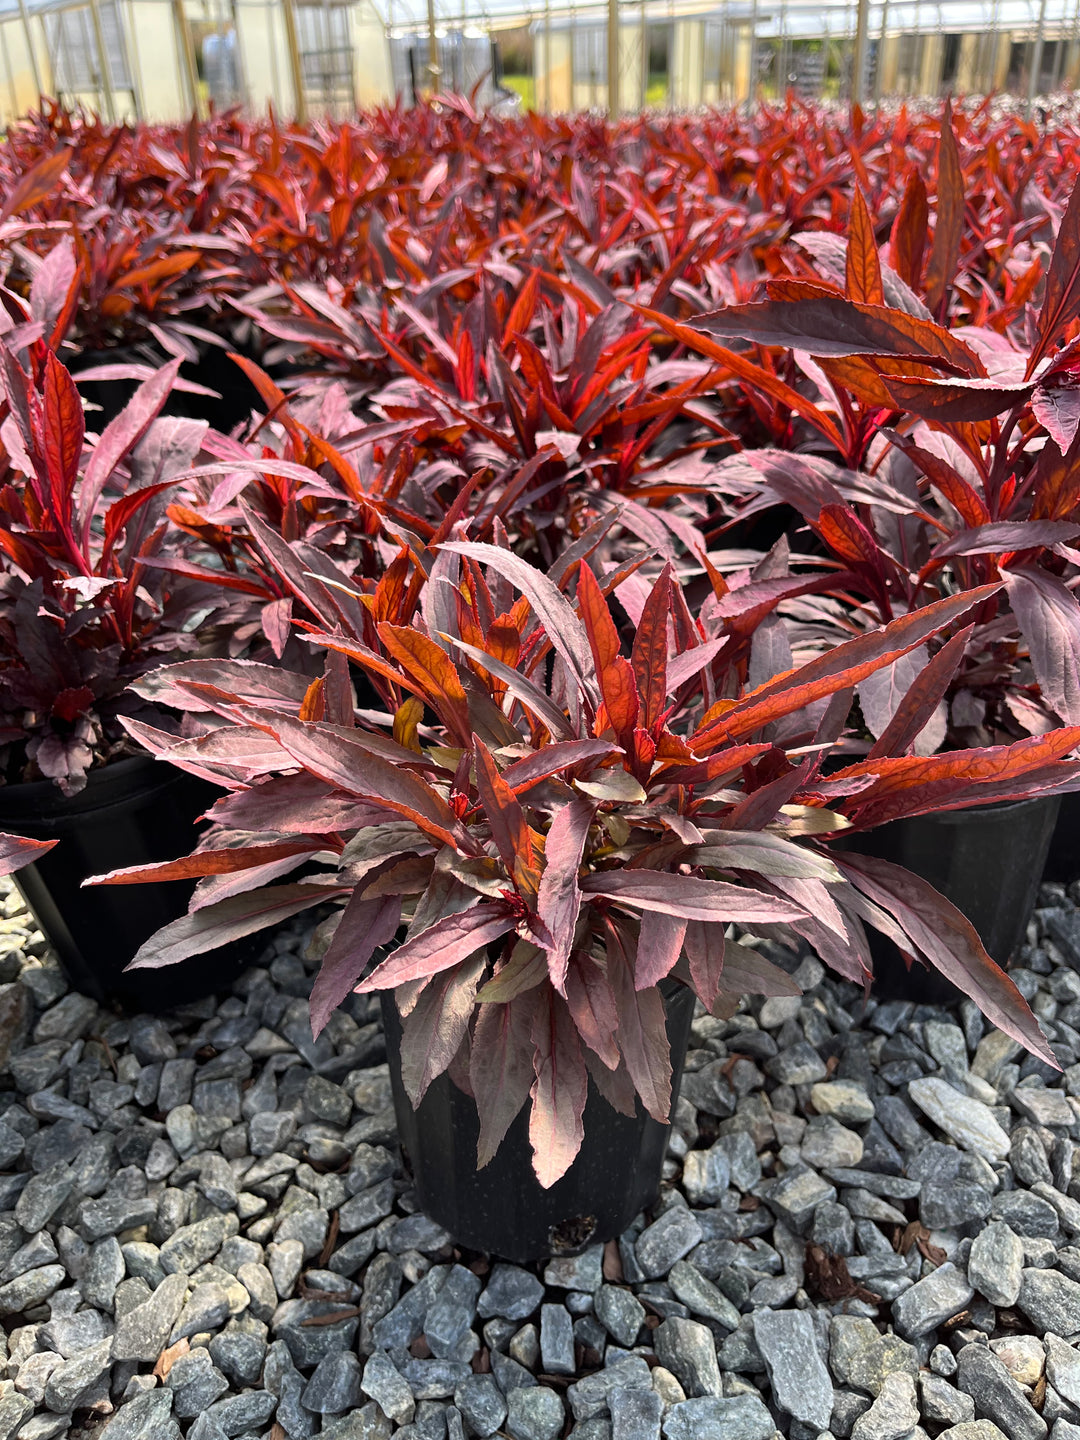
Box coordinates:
[537,796,595,992]
[355,903,513,993]
[309,891,402,1037]
[924,103,964,316]
[836,851,1056,1066]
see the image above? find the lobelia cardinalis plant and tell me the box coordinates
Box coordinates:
[641,145,1080,753]
[86,541,1077,1184]
[0,333,232,794]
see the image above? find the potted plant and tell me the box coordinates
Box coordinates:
[639,144,1080,988]
[0,324,260,1010]
[88,538,1069,1258]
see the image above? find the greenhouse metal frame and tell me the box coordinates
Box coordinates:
[0,0,1075,132]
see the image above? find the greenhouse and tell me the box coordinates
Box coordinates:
[0,0,1076,121]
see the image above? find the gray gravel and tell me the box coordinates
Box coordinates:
[8,876,1080,1440]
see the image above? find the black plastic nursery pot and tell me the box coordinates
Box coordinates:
[842,794,1062,1004]
[0,753,253,1013]
[1043,791,1080,884]
[382,979,697,1263]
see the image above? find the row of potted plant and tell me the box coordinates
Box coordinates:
[2,98,1080,1256]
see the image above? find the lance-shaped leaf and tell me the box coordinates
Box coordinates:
[1033,378,1080,454]
[309,891,402,1037]
[683,920,726,1011]
[565,951,621,1068]
[890,169,929,290]
[632,564,671,733]
[924,102,964,316]
[1,147,70,221]
[609,938,672,1124]
[578,561,640,744]
[696,586,1002,744]
[688,833,842,880]
[666,637,729,692]
[379,623,472,744]
[716,939,803,998]
[932,521,1080,559]
[868,626,972,759]
[131,659,312,713]
[858,646,945,758]
[1035,175,1080,367]
[836,852,1056,1067]
[501,740,619,793]
[474,736,538,901]
[529,990,589,1189]
[127,883,346,970]
[831,727,1080,827]
[881,375,1033,422]
[85,841,321,886]
[355,902,515,992]
[256,714,463,847]
[846,187,884,306]
[208,775,390,834]
[471,997,535,1168]
[400,950,488,1105]
[0,833,56,878]
[689,296,980,373]
[79,361,182,544]
[537,797,595,992]
[440,633,576,740]
[1003,566,1080,724]
[635,911,687,989]
[581,870,806,923]
[440,541,597,702]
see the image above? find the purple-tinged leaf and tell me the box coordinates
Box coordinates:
[690,296,980,372]
[207,775,389,834]
[537,797,595,992]
[309,891,401,1038]
[565,950,621,1068]
[1035,175,1080,365]
[501,741,619,793]
[858,646,945,757]
[609,936,672,1123]
[932,521,1080,559]
[584,1048,638,1116]
[85,840,320,886]
[836,851,1056,1067]
[1002,565,1080,724]
[441,633,576,740]
[440,541,597,702]
[78,360,182,546]
[126,883,346,970]
[130,659,312,713]
[400,950,488,1105]
[471,997,535,1168]
[1033,377,1080,453]
[355,903,513,993]
[868,626,971,759]
[580,870,806,923]
[881,375,1033,422]
[716,939,803,997]
[666,637,729,691]
[698,586,1002,743]
[924,102,964,317]
[259,714,463,847]
[635,911,687,989]
[262,597,293,659]
[0,832,56,877]
[683,919,726,1011]
[529,990,589,1189]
